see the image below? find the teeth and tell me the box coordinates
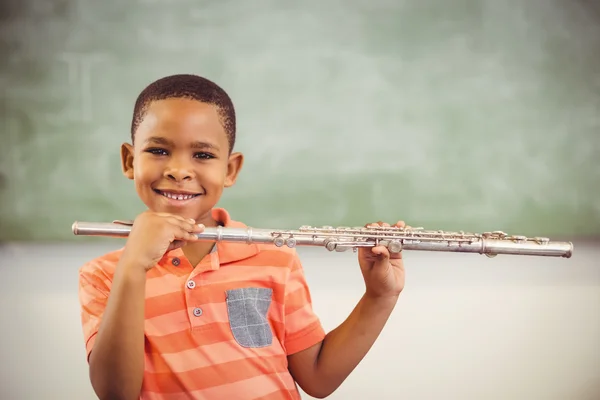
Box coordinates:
[161,192,196,200]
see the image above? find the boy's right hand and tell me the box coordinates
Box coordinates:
[121,211,205,271]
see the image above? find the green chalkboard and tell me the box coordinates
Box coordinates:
[1,0,599,241]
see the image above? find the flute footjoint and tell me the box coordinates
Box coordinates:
[71,220,573,258]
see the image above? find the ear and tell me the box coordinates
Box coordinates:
[120,142,135,180]
[224,152,244,187]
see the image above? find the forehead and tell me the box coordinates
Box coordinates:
[136,98,227,146]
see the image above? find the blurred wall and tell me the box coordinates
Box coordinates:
[1,1,599,400]
[1,0,599,241]
[0,243,599,399]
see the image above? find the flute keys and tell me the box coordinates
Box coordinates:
[272,235,296,248]
[273,236,285,247]
[323,238,337,252]
[388,240,403,254]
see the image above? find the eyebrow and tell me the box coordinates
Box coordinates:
[144,136,220,151]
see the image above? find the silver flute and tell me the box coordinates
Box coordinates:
[71,220,573,258]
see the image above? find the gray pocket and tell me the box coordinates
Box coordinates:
[225,287,273,348]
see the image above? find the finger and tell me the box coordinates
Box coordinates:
[375,220,391,227]
[184,227,200,241]
[173,226,199,242]
[155,212,185,219]
[166,214,195,226]
[394,220,406,228]
[371,245,390,258]
[193,223,205,233]
[158,213,195,226]
[166,217,199,234]
[168,220,196,234]
[174,219,204,233]
[365,221,388,228]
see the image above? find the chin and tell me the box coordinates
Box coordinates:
[157,196,215,220]
[150,188,198,208]
[138,188,216,220]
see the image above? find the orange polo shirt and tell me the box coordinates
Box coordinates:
[78,208,326,399]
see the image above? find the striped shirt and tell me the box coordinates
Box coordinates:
[78,208,326,399]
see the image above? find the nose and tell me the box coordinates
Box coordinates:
[164,157,193,182]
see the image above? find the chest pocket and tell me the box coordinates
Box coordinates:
[225,287,273,348]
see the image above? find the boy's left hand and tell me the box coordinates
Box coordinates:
[358,220,409,299]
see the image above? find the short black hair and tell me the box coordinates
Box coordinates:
[130,74,236,152]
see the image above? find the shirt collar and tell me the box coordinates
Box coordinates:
[210,207,261,264]
[157,207,260,273]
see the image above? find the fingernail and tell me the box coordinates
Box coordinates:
[189,218,195,223]
[197,224,205,228]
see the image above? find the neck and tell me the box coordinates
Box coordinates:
[182,240,216,268]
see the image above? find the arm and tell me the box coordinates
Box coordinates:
[287,293,398,398]
[80,260,147,400]
[288,220,408,398]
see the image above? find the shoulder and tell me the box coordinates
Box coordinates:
[219,240,302,274]
[258,243,304,272]
[255,240,299,260]
[215,207,303,270]
[78,247,126,285]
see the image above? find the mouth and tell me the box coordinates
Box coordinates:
[153,189,202,201]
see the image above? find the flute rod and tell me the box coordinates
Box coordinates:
[71,221,574,258]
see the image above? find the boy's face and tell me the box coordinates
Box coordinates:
[120,98,243,223]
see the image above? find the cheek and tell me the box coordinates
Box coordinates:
[204,170,226,185]
[200,164,229,187]
[133,163,162,189]
[134,168,151,183]
[206,161,228,177]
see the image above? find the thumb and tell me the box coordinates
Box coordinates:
[371,245,390,260]
[168,240,186,251]
[368,246,393,276]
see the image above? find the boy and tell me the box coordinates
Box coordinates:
[78,74,407,400]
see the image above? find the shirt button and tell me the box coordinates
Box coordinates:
[186,280,196,289]
[193,307,203,317]
[172,257,180,266]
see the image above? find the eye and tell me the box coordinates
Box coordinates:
[145,148,168,156]
[195,152,215,160]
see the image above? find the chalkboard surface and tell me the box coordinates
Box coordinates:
[1,0,599,241]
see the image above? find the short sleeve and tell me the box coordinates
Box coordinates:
[78,264,111,361]
[283,252,326,355]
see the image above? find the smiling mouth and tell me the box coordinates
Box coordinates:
[154,189,202,201]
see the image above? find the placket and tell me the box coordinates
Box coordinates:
[184,250,221,330]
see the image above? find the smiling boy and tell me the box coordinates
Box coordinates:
[78,74,407,400]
